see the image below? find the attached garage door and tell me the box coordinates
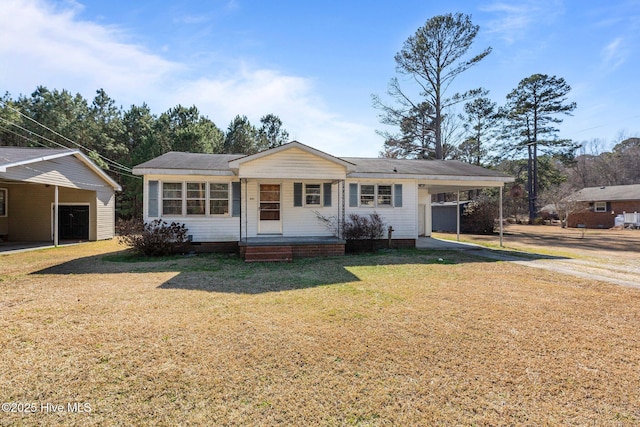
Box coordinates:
[58,205,89,240]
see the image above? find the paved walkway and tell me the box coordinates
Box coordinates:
[418,237,640,289]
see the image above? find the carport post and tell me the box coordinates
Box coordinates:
[499,186,504,248]
[54,185,59,247]
[456,191,460,241]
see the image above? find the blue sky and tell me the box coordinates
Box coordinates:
[1,0,639,157]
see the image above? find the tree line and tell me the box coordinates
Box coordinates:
[0,87,289,218]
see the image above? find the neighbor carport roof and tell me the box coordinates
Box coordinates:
[0,146,121,190]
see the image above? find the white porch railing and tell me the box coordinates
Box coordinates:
[623,211,640,226]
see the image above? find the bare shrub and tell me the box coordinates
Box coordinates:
[117,218,189,256]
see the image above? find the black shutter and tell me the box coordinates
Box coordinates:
[323,183,332,207]
[349,183,358,207]
[148,180,159,217]
[394,184,403,207]
[231,182,241,217]
[294,182,303,207]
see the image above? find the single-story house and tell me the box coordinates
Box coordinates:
[0,147,121,244]
[132,141,513,260]
[567,184,640,229]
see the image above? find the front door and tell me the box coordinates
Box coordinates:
[259,184,281,234]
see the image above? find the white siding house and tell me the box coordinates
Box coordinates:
[0,147,121,244]
[133,141,513,258]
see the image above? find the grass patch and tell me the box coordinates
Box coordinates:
[2,239,640,425]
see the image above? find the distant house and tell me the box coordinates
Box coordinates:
[0,147,121,244]
[567,184,640,229]
[133,141,513,260]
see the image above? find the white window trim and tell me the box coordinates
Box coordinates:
[162,182,183,216]
[304,183,322,207]
[209,182,231,216]
[359,184,394,208]
[161,181,232,217]
[0,188,7,217]
[594,201,607,212]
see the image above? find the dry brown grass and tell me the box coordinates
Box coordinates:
[2,240,640,425]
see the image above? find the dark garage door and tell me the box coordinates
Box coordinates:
[58,205,89,240]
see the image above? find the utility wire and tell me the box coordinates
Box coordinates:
[0,100,133,173]
[0,116,132,173]
[0,122,141,180]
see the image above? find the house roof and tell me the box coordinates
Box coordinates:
[133,152,244,176]
[572,184,640,202]
[342,157,509,179]
[133,145,512,185]
[0,146,121,190]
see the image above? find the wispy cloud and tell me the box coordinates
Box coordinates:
[0,0,376,156]
[601,37,627,70]
[481,0,564,43]
[0,0,182,98]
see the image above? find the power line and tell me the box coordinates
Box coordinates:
[0,122,141,180]
[0,100,133,173]
[0,115,132,174]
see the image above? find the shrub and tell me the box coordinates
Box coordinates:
[343,212,386,241]
[117,218,189,256]
[344,212,386,252]
[461,196,498,235]
[314,211,388,252]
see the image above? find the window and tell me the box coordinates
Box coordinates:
[162,183,182,215]
[360,185,375,206]
[210,183,229,215]
[0,188,6,217]
[358,184,395,207]
[305,184,321,206]
[594,201,607,212]
[377,185,392,206]
[186,183,206,215]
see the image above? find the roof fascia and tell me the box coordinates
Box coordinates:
[132,168,235,177]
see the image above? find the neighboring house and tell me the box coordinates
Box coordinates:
[132,141,513,260]
[0,147,121,244]
[567,184,640,229]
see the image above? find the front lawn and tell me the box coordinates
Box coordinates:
[1,240,639,425]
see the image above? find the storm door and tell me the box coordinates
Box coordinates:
[258,184,281,234]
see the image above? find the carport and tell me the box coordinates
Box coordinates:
[0,147,121,246]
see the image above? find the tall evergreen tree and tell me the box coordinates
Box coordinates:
[373,13,491,159]
[500,74,577,221]
[458,96,498,166]
[223,115,259,154]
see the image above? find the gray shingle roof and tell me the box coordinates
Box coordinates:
[0,147,74,166]
[133,152,244,171]
[133,151,510,179]
[342,157,508,177]
[573,184,640,202]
